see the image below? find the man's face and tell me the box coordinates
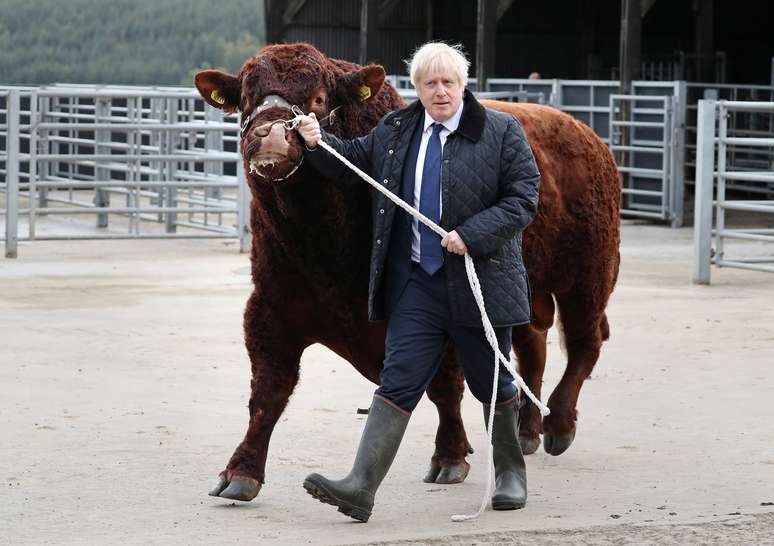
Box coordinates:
[416,72,464,123]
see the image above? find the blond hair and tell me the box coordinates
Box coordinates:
[406,42,470,87]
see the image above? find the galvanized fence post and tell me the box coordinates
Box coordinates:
[29,90,39,240]
[549,79,561,107]
[165,97,179,233]
[670,81,687,228]
[237,136,250,253]
[95,97,111,227]
[665,94,674,221]
[205,105,224,200]
[5,90,20,258]
[37,95,50,209]
[692,99,716,284]
[714,101,729,265]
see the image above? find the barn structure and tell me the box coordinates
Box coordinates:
[265,0,774,88]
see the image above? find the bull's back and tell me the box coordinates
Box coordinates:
[480,100,621,293]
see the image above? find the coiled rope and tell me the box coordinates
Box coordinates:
[286,107,550,522]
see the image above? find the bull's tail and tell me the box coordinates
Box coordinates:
[555,300,566,357]
[599,313,610,342]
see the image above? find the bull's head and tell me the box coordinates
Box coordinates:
[194,43,387,184]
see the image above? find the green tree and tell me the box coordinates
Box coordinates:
[0,0,265,85]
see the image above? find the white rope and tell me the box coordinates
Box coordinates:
[289,110,550,521]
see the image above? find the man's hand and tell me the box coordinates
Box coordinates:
[441,230,468,255]
[297,112,321,148]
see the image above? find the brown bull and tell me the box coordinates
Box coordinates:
[195,43,620,502]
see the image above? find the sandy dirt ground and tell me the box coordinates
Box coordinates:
[2,223,774,545]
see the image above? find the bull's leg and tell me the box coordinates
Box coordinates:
[423,351,472,484]
[542,293,604,456]
[512,291,555,455]
[210,294,304,501]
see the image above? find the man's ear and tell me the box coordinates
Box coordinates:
[336,64,385,104]
[194,70,241,113]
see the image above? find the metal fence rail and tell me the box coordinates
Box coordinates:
[1,89,21,257]
[694,99,774,283]
[1,85,250,258]
[685,82,774,197]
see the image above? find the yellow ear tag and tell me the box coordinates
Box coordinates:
[359,85,372,102]
[210,89,226,105]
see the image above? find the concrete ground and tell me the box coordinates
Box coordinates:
[2,223,774,545]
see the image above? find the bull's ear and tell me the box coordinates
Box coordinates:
[337,64,385,103]
[194,70,241,113]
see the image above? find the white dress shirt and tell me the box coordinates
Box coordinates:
[411,101,465,263]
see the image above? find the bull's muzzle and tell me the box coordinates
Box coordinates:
[245,116,303,182]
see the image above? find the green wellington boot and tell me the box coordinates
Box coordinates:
[483,398,527,510]
[303,396,410,522]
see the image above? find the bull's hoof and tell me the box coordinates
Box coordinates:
[208,474,229,497]
[519,435,541,455]
[436,461,470,484]
[422,461,470,484]
[211,475,262,501]
[544,429,576,456]
[422,463,441,483]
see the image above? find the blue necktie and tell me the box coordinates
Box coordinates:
[419,123,444,275]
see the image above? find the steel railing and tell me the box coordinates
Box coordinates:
[1,85,250,258]
[694,99,774,283]
[1,89,21,257]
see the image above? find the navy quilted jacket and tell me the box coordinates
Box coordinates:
[304,90,541,327]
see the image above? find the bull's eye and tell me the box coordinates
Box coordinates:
[314,96,324,105]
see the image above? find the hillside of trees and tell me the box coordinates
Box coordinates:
[0,0,265,86]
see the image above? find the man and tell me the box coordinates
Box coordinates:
[297,42,541,522]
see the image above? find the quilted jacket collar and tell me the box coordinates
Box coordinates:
[392,89,484,142]
[455,89,485,142]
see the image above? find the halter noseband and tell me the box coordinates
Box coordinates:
[240,95,341,138]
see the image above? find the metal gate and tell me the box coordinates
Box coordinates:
[1,85,249,258]
[694,99,774,283]
[610,93,680,225]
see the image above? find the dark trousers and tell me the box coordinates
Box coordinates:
[375,262,518,413]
